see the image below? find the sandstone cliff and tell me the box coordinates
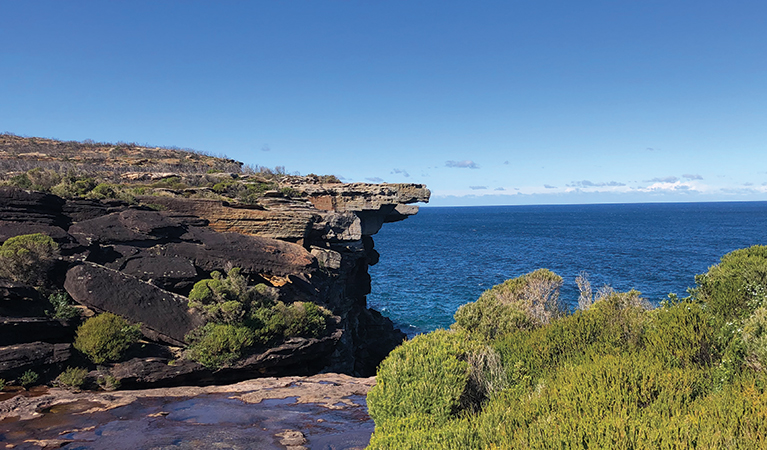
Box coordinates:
[0,135,429,388]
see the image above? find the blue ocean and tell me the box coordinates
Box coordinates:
[368,202,767,337]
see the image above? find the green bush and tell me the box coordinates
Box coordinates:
[644,299,718,368]
[0,233,59,285]
[96,374,120,391]
[185,322,255,369]
[46,291,81,320]
[367,329,476,426]
[695,245,767,321]
[0,378,6,390]
[8,173,32,189]
[188,268,276,323]
[19,370,39,388]
[74,313,142,364]
[743,307,767,372]
[454,269,564,340]
[249,301,330,343]
[55,367,88,389]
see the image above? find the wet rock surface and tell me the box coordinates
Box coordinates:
[0,373,376,450]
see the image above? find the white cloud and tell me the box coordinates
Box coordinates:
[446,160,479,169]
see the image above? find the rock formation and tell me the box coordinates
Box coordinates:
[0,168,429,388]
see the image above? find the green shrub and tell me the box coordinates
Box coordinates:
[743,307,767,372]
[0,378,5,390]
[367,329,476,426]
[454,269,564,340]
[50,175,97,198]
[74,313,142,364]
[8,173,32,189]
[695,245,767,321]
[46,292,81,320]
[249,301,330,343]
[0,233,59,285]
[188,268,276,323]
[644,299,718,368]
[185,322,255,369]
[96,374,120,391]
[55,367,88,389]
[19,370,39,388]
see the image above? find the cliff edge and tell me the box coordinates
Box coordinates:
[0,134,429,388]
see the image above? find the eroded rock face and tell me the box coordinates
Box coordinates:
[0,178,429,383]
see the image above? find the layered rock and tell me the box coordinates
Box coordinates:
[0,176,429,386]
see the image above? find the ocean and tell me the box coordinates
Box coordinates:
[368,202,767,337]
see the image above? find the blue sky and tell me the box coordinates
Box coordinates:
[1,1,765,206]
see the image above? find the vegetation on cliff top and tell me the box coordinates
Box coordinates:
[0,133,341,206]
[367,245,767,449]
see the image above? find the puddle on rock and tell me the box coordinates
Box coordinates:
[1,392,374,449]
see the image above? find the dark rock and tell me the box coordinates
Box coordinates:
[61,198,128,223]
[64,263,205,346]
[0,279,47,317]
[68,209,186,246]
[109,328,343,389]
[0,342,72,380]
[0,317,78,346]
[119,255,199,291]
[109,357,209,389]
[0,186,67,228]
[158,227,317,277]
[351,307,406,376]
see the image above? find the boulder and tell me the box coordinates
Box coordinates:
[64,263,205,346]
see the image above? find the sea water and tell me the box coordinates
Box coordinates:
[369,202,767,337]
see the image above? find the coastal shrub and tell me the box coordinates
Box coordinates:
[453,269,564,340]
[249,301,331,344]
[45,291,81,320]
[367,414,479,450]
[74,313,142,364]
[743,307,767,372]
[19,370,39,388]
[55,367,88,389]
[188,268,277,323]
[367,329,475,426]
[644,299,718,368]
[185,322,255,369]
[695,245,767,321]
[0,232,59,285]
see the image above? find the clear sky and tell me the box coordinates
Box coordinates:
[2,1,765,206]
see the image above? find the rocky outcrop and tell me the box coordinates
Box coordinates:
[0,174,429,385]
[0,342,72,380]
